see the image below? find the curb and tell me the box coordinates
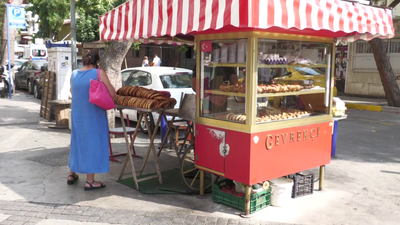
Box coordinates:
[345,103,383,112]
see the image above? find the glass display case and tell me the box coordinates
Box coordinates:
[198,36,333,129]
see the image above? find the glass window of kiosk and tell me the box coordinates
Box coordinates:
[199,39,248,123]
[255,39,333,124]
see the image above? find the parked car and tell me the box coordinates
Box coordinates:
[273,67,338,96]
[14,60,48,94]
[117,67,194,134]
[33,58,83,99]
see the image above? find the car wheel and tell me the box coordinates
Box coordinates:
[139,113,155,134]
[33,83,41,99]
[27,80,33,94]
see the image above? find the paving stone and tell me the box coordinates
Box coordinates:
[16,216,30,222]
[186,215,198,222]
[4,217,18,222]
[75,215,89,222]
[52,209,65,214]
[140,216,154,224]
[227,219,239,224]
[53,205,67,210]
[10,221,24,225]
[34,213,48,218]
[196,216,208,222]
[39,208,53,213]
[23,222,37,225]
[173,217,186,223]
[91,209,107,217]
[0,221,13,225]
[66,215,78,221]
[3,211,20,216]
[86,217,100,223]
[216,218,229,225]
[133,210,146,216]
[81,210,95,216]
[206,217,219,223]
[13,212,27,217]
[65,205,78,210]
[130,215,144,224]
[27,218,42,223]
[61,209,75,215]
[46,214,68,220]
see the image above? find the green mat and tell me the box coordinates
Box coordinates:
[118,167,197,195]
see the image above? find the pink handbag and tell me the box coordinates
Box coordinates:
[89,69,115,110]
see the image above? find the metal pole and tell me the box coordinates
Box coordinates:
[241,185,252,217]
[6,5,12,99]
[70,0,77,70]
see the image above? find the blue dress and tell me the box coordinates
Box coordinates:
[69,69,109,174]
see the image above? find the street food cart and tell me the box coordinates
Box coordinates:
[100,0,394,216]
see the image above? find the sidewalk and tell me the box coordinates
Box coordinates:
[1,91,400,225]
[338,94,400,113]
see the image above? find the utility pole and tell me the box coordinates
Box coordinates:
[70,0,77,70]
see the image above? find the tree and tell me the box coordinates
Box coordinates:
[28,0,70,39]
[75,0,132,129]
[368,0,400,106]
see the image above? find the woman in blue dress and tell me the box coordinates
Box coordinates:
[67,50,115,191]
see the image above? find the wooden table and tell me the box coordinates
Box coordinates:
[115,105,168,190]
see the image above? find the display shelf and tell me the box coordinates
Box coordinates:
[204,90,245,97]
[207,63,246,67]
[204,87,325,98]
[257,64,327,68]
[257,87,325,97]
[205,63,327,68]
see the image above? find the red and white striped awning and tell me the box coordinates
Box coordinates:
[99,0,394,43]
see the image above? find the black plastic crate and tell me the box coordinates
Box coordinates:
[288,173,314,198]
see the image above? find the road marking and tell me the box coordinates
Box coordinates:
[359,119,395,126]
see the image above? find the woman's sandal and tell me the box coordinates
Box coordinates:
[84,180,106,191]
[67,174,79,185]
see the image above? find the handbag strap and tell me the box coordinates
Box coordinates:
[97,68,100,81]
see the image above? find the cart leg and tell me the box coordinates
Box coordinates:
[319,165,325,191]
[240,185,252,218]
[119,113,142,181]
[139,112,163,184]
[157,115,175,157]
[196,170,207,199]
[117,109,139,190]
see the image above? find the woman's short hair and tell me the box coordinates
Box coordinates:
[82,49,99,66]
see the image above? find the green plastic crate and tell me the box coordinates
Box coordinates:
[212,179,270,214]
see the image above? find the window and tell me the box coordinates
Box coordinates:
[121,70,132,86]
[20,62,28,71]
[32,49,46,57]
[133,49,140,58]
[159,73,192,89]
[33,61,47,70]
[186,46,193,58]
[355,42,372,53]
[127,71,152,86]
[390,40,400,53]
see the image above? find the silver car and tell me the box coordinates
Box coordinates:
[117,67,194,134]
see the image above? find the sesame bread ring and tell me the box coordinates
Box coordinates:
[154,96,168,101]
[168,98,177,108]
[127,86,136,96]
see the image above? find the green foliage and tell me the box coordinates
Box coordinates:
[172,44,190,53]
[132,42,141,51]
[76,0,129,43]
[28,0,70,38]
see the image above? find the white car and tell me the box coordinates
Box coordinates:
[117,67,195,134]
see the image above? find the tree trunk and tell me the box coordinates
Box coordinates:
[1,0,24,91]
[369,38,400,107]
[99,40,132,129]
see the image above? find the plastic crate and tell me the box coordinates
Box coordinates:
[288,173,314,198]
[212,179,270,214]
